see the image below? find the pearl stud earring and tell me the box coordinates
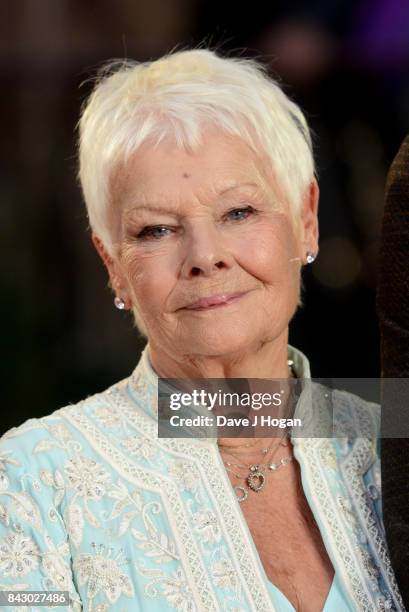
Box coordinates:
[114,296,126,310]
[306,251,316,264]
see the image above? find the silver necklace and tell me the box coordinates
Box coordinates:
[225,456,294,502]
[218,361,296,503]
[220,433,293,503]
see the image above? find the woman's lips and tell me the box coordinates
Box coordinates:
[183,291,249,310]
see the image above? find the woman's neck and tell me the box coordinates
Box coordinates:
[149,329,294,451]
[148,328,290,380]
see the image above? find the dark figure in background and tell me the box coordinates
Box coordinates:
[377,135,409,608]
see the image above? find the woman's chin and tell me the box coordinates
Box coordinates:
[176,326,260,357]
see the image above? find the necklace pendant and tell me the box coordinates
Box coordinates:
[247,465,265,492]
[235,486,249,503]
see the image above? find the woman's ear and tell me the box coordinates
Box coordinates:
[92,233,116,281]
[91,233,131,306]
[300,177,319,259]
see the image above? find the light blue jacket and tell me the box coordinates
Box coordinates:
[0,344,404,611]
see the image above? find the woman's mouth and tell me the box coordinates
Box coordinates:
[182,291,249,311]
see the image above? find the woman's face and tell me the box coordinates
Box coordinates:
[98,128,318,357]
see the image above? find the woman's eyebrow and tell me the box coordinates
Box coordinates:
[123,183,263,218]
[217,182,260,195]
[125,204,179,216]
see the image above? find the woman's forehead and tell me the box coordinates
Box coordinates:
[112,132,279,210]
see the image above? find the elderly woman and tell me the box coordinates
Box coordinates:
[0,49,404,612]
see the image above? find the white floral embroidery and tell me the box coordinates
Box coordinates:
[94,406,123,430]
[64,456,111,500]
[192,510,221,545]
[39,469,55,487]
[0,503,9,527]
[121,436,156,459]
[168,462,198,491]
[129,501,179,563]
[39,469,66,508]
[33,438,61,453]
[0,449,20,471]
[11,492,42,529]
[319,441,337,469]
[42,549,73,591]
[106,480,144,524]
[211,558,238,590]
[64,503,84,548]
[0,532,40,577]
[0,473,9,492]
[48,423,72,442]
[73,544,134,603]
[162,567,196,611]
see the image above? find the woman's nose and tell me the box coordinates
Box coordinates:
[180,223,234,279]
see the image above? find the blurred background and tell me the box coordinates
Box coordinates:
[2,0,409,434]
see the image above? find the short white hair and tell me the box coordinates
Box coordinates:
[78,47,315,255]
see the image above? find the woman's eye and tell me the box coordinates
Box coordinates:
[137,226,172,240]
[226,206,257,221]
[135,206,257,241]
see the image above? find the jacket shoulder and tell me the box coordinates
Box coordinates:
[331,387,380,439]
[0,381,124,465]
